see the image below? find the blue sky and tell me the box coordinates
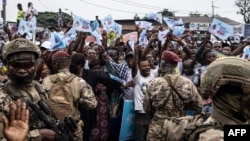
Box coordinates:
[2,0,244,23]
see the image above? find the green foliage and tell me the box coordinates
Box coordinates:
[161,9,173,17]
[133,14,140,20]
[37,11,72,27]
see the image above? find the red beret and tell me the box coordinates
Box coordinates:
[52,51,70,61]
[161,51,180,63]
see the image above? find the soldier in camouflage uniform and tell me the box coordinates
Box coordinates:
[143,51,203,141]
[196,57,250,141]
[0,38,56,141]
[146,57,250,141]
[42,51,97,141]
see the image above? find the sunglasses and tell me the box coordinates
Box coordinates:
[9,61,36,69]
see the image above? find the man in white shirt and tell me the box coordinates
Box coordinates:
[132,46,157,141]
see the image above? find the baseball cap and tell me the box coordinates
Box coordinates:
[125,51,134,60]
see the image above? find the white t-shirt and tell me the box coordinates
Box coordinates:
[151,65,159,77]
[133,70,156,113]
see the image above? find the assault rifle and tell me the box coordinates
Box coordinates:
[26,100,77,141]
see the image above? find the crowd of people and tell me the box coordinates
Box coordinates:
[0,2,250,141]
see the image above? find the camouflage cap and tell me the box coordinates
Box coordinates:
[2,38,41,61]
[201,57,250,97]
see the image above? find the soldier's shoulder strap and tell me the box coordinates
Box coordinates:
[49,73,76,83]
[3,81,45,101]
[3,82,23,101]
[185,113,223,141]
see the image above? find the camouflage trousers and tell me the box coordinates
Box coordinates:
[71,120,84,141]
[146,118,166,141]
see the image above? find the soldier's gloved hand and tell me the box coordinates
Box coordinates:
[39,129,56,141]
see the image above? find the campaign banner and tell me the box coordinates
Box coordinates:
[17,20,30,35]
[28,16,37,31]
[135,21,153,30]
[128,36,135,52]
[119,100,135,141]
[103,14,114,32]
[232,24,244,36]
[91,20,100,32]
[90,30,102,45]
[172,26,185,37]
[50,32,66,51]
[242,45,250,60]
[62,28,77,46]
[110,22,122,38]
[163,17,183,29]
[158,29,169,42]
[209,18,233,40]
[210,34,218,43]
[244,24,250,39]
[138,29,148,47]
[73,15,92,32]
[146,12,162,24]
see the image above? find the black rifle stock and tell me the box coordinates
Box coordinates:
[26,100,74,141]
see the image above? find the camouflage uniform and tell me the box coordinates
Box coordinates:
[42,68,97,141]
[196,57,250,141]
[156,57,250,141]
[144,73,202,141]
[196,117,224,141]
[0,38,47,140]
[0,80,46,140]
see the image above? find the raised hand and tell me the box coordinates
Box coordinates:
[3,26,11,34]
[2,99,29,141]
[102,30,108,40]
[150,33,158,41]
[187,30,196,37]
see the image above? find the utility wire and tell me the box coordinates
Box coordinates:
[37,0,51,11]
[80,0,237,17]
[110,0,162,11]
[118,0,169,10]
[110,0,238,15]
[79,0,148,15]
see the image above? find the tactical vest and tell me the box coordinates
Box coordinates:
[3,81,48,129]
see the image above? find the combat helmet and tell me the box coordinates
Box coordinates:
[201,57,250,97]
[2,38,41,61]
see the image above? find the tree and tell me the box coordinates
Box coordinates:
[37,11,72,27]
[133,14,140,20]
[203,14,209,17]
[235,0,250,23]
[161,9,173,17]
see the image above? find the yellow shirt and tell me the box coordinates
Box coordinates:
[17,10,25,22]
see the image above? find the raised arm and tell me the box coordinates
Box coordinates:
[141,33,158,60]
[230,40,250,56]
[77,32,87,53]
[132,45,140,78]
